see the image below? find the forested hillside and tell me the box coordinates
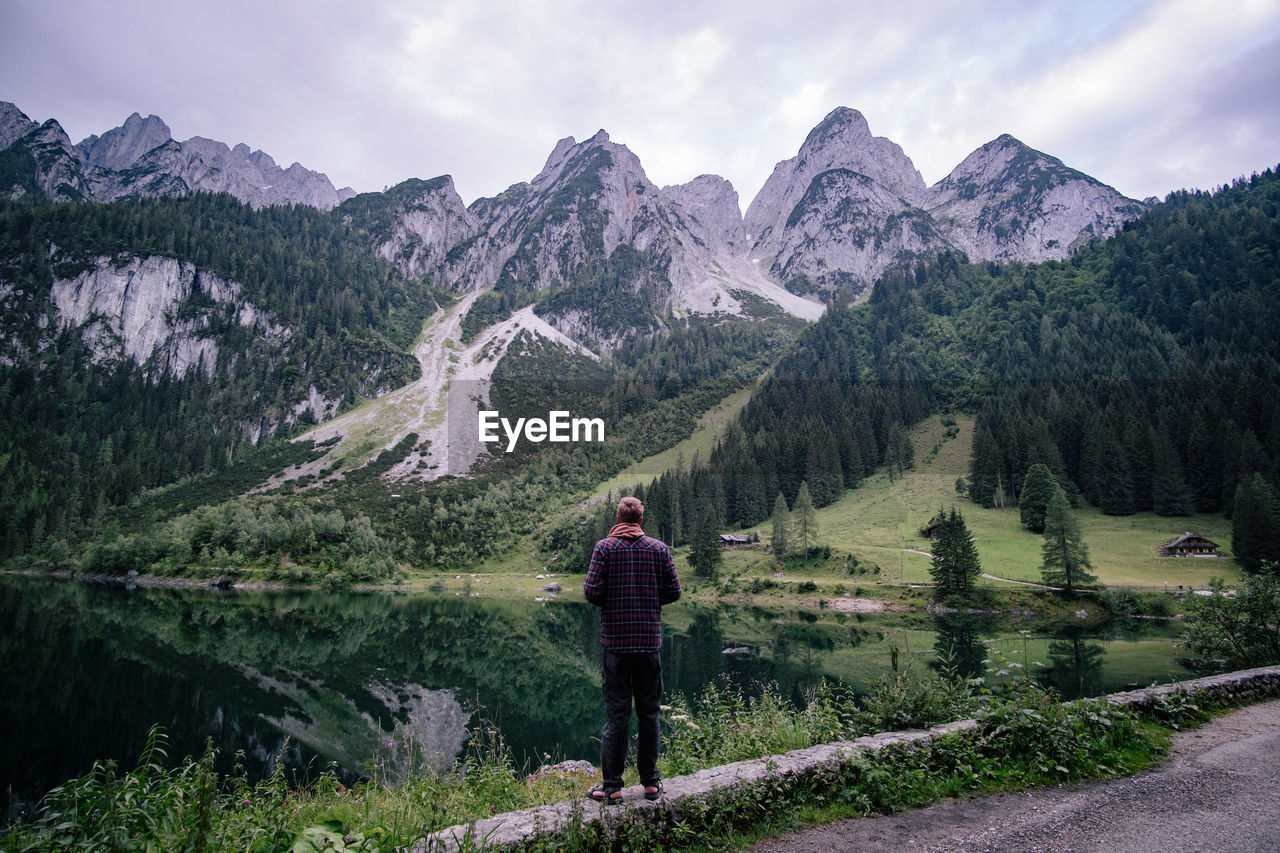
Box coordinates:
[0,192,442,557]
[4,168,1277,579]
[601,168,1279,568]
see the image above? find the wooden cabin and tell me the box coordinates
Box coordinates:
[719,534,751,548]
[1158,532,1220,558]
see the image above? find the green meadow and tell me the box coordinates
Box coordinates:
[723,412,1242,591]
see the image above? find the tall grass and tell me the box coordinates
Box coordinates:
[1,654,1203,852]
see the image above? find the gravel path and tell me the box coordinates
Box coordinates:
[750,699,1280,853]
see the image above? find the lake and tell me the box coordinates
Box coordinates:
[0,575,1195,813]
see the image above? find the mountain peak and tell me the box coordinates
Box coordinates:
[0,101,36,150]
[801,106,872,151]
[78,111,172,170]
[744,106,930,281]
[926,135,1145,263]
[663,173,748,254]
[540,136,578,177]
[937,134,1079,192]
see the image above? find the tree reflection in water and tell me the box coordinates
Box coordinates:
[1,576,1193,815]
[1038,630,1107,699]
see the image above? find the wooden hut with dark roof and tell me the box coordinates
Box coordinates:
[1158,532,1220,557]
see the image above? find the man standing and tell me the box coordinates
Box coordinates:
[583,495,682,804]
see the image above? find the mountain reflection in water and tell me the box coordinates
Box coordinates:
[0,576,1193,813]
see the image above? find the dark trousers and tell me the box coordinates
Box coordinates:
[600,648,662,789]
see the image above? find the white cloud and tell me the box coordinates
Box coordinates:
[1011,0,1277,140]
[2,0,1278,205]
[780,80,834,137]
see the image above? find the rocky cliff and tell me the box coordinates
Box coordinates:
[1,101,355,210]
[444,131,822,350]
[3,98,1147,330]
[745,107,928,241]
[925,134,1147,263]
[78,112,172,171]
[741,107,1145,299]
[745,107,940,295]
[2,98,1150,404]
[331,105,1144,351]
[338,176,480,288]
[662,174,749,255]
[0,111,96,201]
[50,255,287,379]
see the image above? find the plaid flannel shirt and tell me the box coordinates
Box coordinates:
[583,535,682,653]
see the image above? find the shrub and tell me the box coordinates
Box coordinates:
[977,682,1140,780]
[1179,571,1280,669]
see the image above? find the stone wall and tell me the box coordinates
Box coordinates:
[413,665,1280,852]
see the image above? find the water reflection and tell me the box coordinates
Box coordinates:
[931,612,998,681]
[0,577,1195,814]
[1038,632,1107,698]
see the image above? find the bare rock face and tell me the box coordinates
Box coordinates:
[4,99,1149,362]
[487,130,679,290]
[745,107,939,296]
[77,112,173,171]
[739,108,1145,296]
[662,174,748,255]
[29,120,99,201]
[49,255,286,378]
[769,169,947,294]
[0,101,354,210]
[43,255,340,432]
[746,107,928,246]
[465,130,722,349]
[0,101,36,151]
[135,135,355,210]
[0,113,96,202]
[926,134,1147,263]
[339,176,480,289]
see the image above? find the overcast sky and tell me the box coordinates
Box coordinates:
[3,0,1278,208]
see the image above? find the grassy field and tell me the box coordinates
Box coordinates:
[733,413,1242,591]
[441,410,1242,598]
[591,386,755,499]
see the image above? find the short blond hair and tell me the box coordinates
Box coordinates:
[616,496,644,523]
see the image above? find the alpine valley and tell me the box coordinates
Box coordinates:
[1,99,1277,580]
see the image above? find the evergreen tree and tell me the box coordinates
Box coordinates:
[688,500,723,580]
[1092,433,1135,516]
[1019,463,1059,534]
[1232,473,1280,572]
[1150,430,1194,516]
[770,492,790,566]
[968,422,1000,507]
[792,481,818,557]
[1040,487,1097,593]
[1186,412,1223,513]
[884,425,914,483]
[928,507,982,593]
[668,476,682,546]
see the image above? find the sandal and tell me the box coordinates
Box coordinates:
[586,783,622,805]
[643,781,664,801]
